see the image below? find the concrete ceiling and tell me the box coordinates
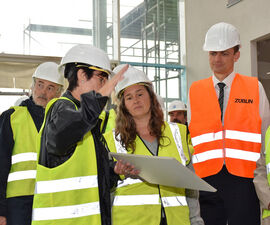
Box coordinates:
[0,53,61,89]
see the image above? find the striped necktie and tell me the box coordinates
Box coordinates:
[217,82,226,121]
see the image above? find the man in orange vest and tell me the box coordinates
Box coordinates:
[188,22,270,225]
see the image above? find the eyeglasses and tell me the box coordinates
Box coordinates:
[76,65,110,78]
[94,74,107,85]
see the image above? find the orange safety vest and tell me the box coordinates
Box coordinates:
[189,73,261,178]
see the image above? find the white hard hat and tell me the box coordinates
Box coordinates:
[114,64,152,98]
[32,62,64,86]
[59,44,112,77]
[203,22,240,51]
[168,100,187,112]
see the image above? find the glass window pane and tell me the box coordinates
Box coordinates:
[116,0,184,103]
[1,0,94,56]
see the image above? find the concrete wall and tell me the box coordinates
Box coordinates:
[185,0,270,91]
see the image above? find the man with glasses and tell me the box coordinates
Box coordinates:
[0,62,64,225]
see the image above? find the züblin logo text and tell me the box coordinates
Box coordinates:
[234,98,253,104]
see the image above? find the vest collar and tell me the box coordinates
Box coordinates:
[212,71,235,89]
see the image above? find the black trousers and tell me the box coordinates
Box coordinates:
[199,166,260,225]
[7,196,33,225]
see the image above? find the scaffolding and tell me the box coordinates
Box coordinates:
[23,0,186,110]
[119,0,185,111]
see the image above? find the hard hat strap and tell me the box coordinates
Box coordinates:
[76,65,110,77]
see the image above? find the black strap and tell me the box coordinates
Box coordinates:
[101,111,110,134]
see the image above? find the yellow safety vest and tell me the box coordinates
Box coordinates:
[104,122,191,225]
[6,106,38,198]
[32,97,101,225]
[99,108,116,134]
[263,126,270,219]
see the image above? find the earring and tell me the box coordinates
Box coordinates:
[81,80,85,84]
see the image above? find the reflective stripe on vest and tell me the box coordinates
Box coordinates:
[191,131,223,146]
[226,148,260,161]
[191,130,260,147]
[168,122,187,165]
[114,194,187,207]
[114,194,160,206]
[35,175,98,194]
[192,149,223,164]
[112,131,126,153]
[192,148,260,164]
[8,170,36,182]
[11,152,37,164]
[189,74,261,178]
[226,130,261,143]
[32,202,100,221]
[117,177,142,188]
[162,196,188,207]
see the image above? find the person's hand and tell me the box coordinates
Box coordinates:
[0,216,7,225]
[114,160,140,178]
[98,64,129,97]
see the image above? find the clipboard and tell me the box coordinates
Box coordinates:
[110,152,216,192]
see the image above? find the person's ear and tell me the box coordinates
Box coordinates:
[234,51,240,62]
[77,69,86,83]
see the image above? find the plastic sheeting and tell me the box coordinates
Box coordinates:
[0,53,61,89]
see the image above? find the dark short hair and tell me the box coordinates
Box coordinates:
[233,45,240,54]
[64,63,95,92]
